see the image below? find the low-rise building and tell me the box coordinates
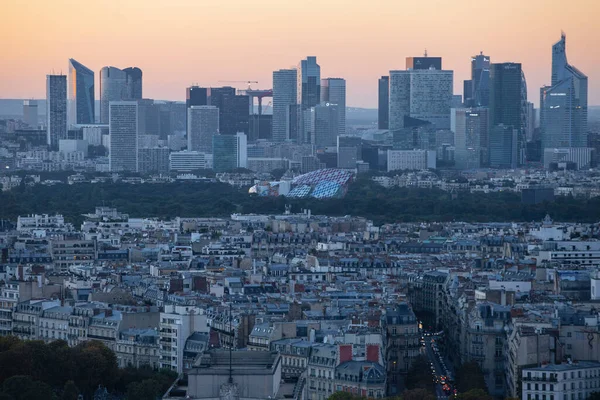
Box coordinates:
[115,328,160,369]
[522,361,600,400]
[179,350,282,400]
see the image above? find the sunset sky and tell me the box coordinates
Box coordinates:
[1,0,598,108]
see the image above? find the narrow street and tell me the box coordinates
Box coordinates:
[423,334,454,400]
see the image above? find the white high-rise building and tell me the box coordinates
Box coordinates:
[236,132,248,169]
[321,78,346,136]
[389,68,453,130]
[187,106,219,153]
[109,101,138,172]
[46,75,67,150]
[452,108,488,170]
[272,69,297,142]
[23,100,38,128]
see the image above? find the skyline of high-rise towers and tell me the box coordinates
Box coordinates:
[68,58,95,126]
[540,33,588,154]
[33,35,591,173]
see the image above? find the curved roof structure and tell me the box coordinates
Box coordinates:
[292,168,353,186]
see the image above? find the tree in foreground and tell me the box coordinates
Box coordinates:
[455,361,487,393]
[455,388,493,400]
[406,355,436,393]
[326,393,363,400]
[402,388,436,400]
[61,380,80,400]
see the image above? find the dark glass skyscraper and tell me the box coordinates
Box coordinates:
[321,78,346,136]
[298,56,320,110]
[123,67,143,100]
[463,53,490,107]
[378,76,389,129]
[207,86,236,111]
[489,62,525,166]
[186,86,208,109]
[204,87,250,135]
[68,58,95,125]
[471,53,491,107]
[489,124,518,169]
[297,57,320,144]
[541,33,588,152]
[463,80,473,107]
[46,75,67,150]
[221,94,250,135]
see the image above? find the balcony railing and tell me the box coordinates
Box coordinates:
[522,376,557,382]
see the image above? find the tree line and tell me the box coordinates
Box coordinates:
[1,178,600,227]
[0,337,176,400]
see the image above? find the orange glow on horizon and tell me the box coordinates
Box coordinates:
[0,0,598,107]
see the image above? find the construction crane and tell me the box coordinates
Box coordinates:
[218,80,258,90]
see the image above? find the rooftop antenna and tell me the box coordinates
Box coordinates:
[424,49,428,57]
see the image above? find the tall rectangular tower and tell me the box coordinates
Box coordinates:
[320,78,346,137]
[452,108,488,169]
[187,106,219,153]
[489,62,525,165]
[297,56,320,110]
[272,69,297,142]
[46,75,67,150]
[109,101,138,172]
[388,68,453,131]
